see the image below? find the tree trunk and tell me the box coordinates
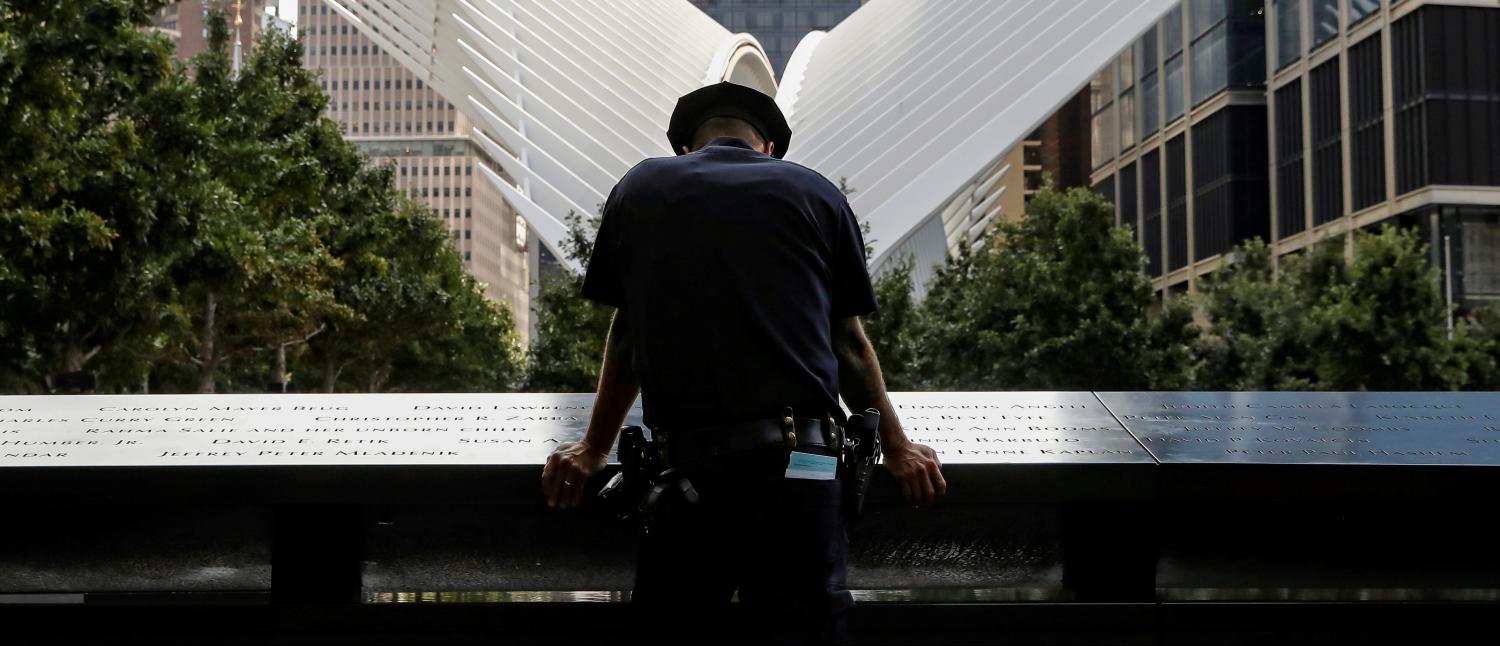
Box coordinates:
[196,291,218,394]
[275,343,288,393]
[63,344,86,373]
[323,356,340,393]
[367,364,391,393]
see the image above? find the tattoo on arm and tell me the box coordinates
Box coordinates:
[835,317,910,451]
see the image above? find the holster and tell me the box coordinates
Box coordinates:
[596,425,661,525]
[840,408,881,525]
[597,425,698,535]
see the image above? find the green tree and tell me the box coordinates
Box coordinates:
[523,211,614,392]
[158,14,345,392]
[1454,303,1500,389]
[0,0,194,390]
[300,191,523,393]
[1196,237,1314,389]
[863,255,921,391]
[1199,227,1468,390]
[1299,226,1464,390]
[908,186,1199,390]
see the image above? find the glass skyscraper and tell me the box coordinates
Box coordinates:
[690,0,861,75]
[1089,0,1500,309]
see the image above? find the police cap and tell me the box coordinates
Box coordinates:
[667,81,792,159]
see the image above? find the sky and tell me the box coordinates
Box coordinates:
[278,0,297,25]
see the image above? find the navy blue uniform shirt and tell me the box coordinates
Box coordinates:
[581,136,878,431]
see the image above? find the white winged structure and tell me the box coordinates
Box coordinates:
[325,0,1176,279]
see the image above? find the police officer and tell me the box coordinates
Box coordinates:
[541,81,946,644]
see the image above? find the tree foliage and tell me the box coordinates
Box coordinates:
[523,211,613,392]
[0,0,191,389]
[0,2,522,394]
[1199,227,1471,391]
[899,186,1199,390]
[864,256,920,391]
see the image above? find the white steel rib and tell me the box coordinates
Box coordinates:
[328,0,1175,276]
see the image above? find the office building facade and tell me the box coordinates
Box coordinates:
[689,0,862,75]
[298,1,531,339]
[1090,0,1500,308]
[151,1,272,63]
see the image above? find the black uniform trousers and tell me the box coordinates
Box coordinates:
[630,446,853,645]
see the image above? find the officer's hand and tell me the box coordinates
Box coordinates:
[542,441,609,509]
[883,442,947,507]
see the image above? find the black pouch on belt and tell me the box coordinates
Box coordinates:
[841,408,881,525]
[597,425,661,524]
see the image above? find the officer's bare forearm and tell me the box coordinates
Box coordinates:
[582,310,640,454]
[834,317,910,452]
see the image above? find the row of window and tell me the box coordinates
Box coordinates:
[1107,4,1498,276]
[333,101,444,112]
[345,121,455,135]
[399,165,474,178]
[312,24,356,36]
[1092,0,1266,170]
[320,78,428,91]
[311,44,383,57]
[1102,106,1273,276]
[430,218,477,239]
[1275,0,1383,70]
[409,187,475,198]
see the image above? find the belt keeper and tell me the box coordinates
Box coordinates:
[782,406,796,447]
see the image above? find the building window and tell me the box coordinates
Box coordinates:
[1093,174,1116,204]
[1393,6,1500,193]
[1311,0,1339,48]
[1166,134,1188,271]
[1275,81,1307,237]
[1118,48,1136,151]
[1459,207,1500,301]
[1193,106,1270,260]
[1189,0,1265,106]
[515,215,527,249]
[1090,63,1118,168]
[1348,34,1386,211]
[1119,162,1139,236]
[1142,149,1164,277]
[1162,6,1186,125]
[1350,0,1380,26]
[1163,5,1184,59]
[1275,0,1302,69]
[1139,28,1160,139]
[1309,60,1343,225]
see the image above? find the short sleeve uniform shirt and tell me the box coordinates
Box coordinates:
[581,137,878,431]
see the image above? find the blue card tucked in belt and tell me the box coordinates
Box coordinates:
[785,451,838,480]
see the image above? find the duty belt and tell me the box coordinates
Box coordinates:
[655,412,841,469]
